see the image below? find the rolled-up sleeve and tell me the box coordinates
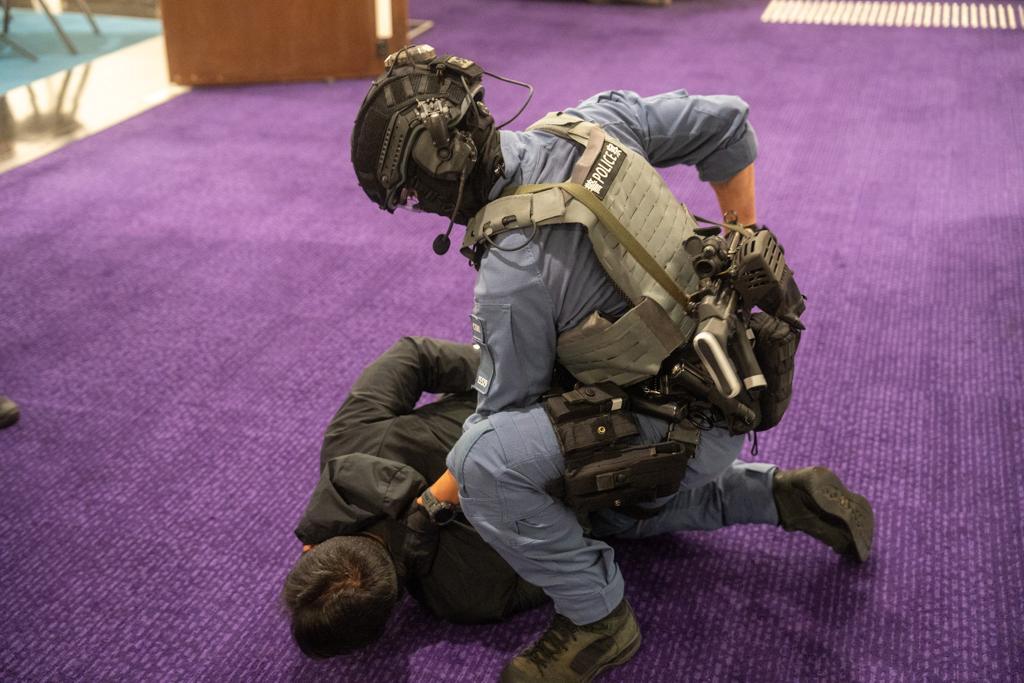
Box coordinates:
[642,90,757,181]
[572,89,758,183]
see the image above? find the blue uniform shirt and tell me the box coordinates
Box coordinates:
[447,90,762,624]
[467,89,758,433]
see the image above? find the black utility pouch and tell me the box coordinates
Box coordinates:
[544,383,694,514]
[561,442,689,513]
[545,383,639,457]
[749,313,801,431]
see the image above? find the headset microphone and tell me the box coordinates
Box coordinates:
[432,164,470,256]
[433,229,452,255]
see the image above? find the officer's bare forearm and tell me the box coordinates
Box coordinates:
[417,469,460,506]
[710,163,756,225]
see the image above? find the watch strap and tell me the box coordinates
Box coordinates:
[421,487,457,525]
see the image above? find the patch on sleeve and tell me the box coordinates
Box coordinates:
[582,141,625,199]
[470,314,493,395]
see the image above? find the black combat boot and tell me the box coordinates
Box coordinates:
[0,395,18,430]
[500,599,641,683]
[773,467,875,562]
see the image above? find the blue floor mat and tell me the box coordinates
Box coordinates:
[0,9,162,93]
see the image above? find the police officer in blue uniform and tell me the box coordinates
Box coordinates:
[351,46,874,682]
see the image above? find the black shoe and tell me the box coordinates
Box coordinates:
[501,599,641,683]
[0,396,18,430]
[773,467,875,562]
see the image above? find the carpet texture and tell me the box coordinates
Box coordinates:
[1,0,1022,680]
[0,9,162,93]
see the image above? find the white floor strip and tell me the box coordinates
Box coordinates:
[774,0,788,22]
[784,1,797,21]
[854,1,869,23]
[783,0,798,22]
[868,2,883,25]
[886,2,899,24]
[786,0,802,22]
[760,0,1024,27]
[787,0,803,22]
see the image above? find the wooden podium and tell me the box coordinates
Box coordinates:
[161,0,408,85]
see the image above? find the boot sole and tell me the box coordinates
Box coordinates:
[587,628,642,683]
[808,468,875,562]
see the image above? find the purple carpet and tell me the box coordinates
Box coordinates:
[1,0,1022,680]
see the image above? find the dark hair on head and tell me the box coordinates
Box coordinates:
[282,535,399,657]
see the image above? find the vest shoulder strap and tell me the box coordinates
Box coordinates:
[461,113,607,252]
[464,115,694,310]
[463,179,691,311]
[527,116,613,188]
[526,112,595,147]
[547,183,692,309]
[460,185,590,253]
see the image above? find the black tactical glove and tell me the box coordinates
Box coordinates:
[396,494,441,577]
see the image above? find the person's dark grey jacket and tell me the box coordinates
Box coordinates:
[294,336,546,623]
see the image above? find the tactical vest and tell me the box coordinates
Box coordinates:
[462,113,702,386]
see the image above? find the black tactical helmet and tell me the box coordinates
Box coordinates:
[350,45,502,226]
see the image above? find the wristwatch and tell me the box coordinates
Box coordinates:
[420,487,458,526]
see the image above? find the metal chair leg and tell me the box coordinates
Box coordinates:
[69,0,100,35]
[1,0,39,60]
[1,33,39,61]
[36,0,78,54]
[67,62,91,117]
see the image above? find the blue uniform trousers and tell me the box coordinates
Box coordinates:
[448,405,779,625]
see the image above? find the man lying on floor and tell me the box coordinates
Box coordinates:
[283,337,548,657]
[284,336,872,661]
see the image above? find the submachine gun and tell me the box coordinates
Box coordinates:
[546,219,806,514]
[636,220,806,434]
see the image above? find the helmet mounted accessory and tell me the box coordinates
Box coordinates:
[350,44,534,255]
